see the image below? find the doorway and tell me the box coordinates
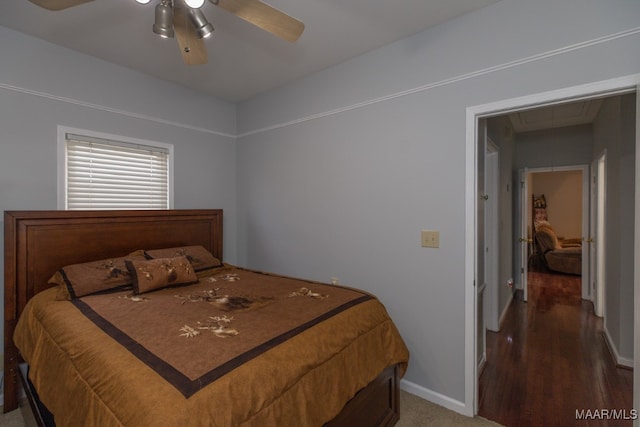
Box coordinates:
[465,76,639,417]
[521,166,590,302]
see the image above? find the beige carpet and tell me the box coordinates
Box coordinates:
[0,391,504,426]
[0,406,25,427]
[397,391,503,426]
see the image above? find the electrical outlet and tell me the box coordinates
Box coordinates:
[421,230,439,248]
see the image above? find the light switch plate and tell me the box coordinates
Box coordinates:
[421,230,440,248]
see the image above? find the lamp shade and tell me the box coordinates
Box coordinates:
[189,8,214,39]
[153,0,174,38]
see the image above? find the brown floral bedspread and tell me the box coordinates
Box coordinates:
[72,266,374,397]
[14,266,409,426]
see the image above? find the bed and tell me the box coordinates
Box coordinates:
[3,209,409,426]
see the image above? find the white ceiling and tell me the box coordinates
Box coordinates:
[0,0,500,102]
[508,99,604,133]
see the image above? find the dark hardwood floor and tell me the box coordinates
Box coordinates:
[478,272,634,427]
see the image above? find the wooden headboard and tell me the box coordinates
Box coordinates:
[3,209,223,412]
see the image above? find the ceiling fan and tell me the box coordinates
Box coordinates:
[26,0,305,65]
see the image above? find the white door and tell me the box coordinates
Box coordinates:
[485,140,500,331]
[517,168,529,302]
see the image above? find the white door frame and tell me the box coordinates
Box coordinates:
[464,74,640,418]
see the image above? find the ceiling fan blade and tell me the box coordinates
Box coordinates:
[213,0,304,42]
[173,5,208,66]
[27,0,94,11]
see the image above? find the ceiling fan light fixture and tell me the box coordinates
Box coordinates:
[184,0,205,8]
[153,0,175,38]
[188,9,214,39]
[135,0,152,4]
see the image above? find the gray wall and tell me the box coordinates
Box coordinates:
[514,125,594,169]
[236,0,640,407]
[0,27,238,374]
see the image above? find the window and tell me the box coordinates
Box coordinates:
[59,128,172,210]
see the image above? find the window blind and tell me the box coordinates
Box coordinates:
[65,134,169,210]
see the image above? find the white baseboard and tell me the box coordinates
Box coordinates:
[477,355,487,377]
[400,378,471,417]
[498,291,514,330]
[603,328,634,368]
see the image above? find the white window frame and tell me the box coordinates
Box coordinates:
[57,126,174,210]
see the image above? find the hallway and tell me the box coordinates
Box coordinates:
[478,272,634,426]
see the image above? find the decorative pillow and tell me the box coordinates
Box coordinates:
[50,251,147,300]
[534,220,552,232]
[126,256,199,294]
[144,245,223,273]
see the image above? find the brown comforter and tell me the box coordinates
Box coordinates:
[14,266,409,426]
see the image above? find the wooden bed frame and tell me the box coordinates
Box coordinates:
[3,210,400,426]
